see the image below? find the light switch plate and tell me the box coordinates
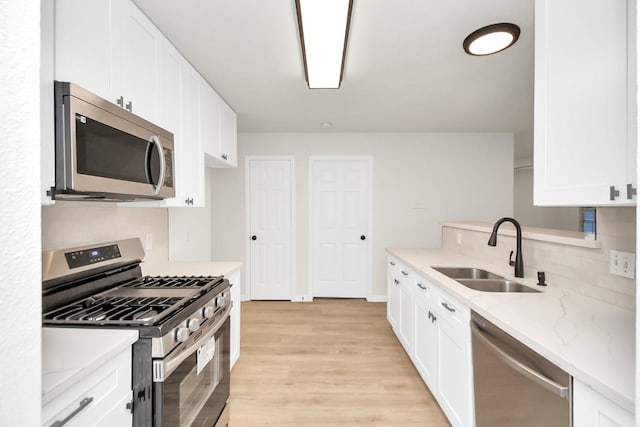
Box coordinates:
[609,250,635,279]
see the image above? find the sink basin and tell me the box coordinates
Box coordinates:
[432,267,503,280]
[456,279,541,293]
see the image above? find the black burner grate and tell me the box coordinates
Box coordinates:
[44,296,184,324]
[123,276,217,289]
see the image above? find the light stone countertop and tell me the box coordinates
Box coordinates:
[42,328,138,405]
[141,261,242,278]
[386,247,635,413]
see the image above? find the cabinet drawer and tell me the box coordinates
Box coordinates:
[413,275,435,305]
[435,291,470,333]
[42,347,132,427]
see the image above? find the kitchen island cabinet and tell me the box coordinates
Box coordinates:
[534,0,636,206]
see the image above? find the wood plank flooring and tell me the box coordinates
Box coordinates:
[228,299,450,427]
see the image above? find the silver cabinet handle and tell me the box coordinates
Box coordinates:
[221,153,228,160]
[400,270,409,276]
[116,96,124,107]
[441,302,455,313]
[471,320,569,399]
[393,279,400,285]
[416,282,427,290]
[125,100,133,112]
[610,185,620,200]
[389,261,396,266]
[50,397,94,427]
[627,183,637,199]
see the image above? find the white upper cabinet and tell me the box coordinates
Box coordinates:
[54,0,111,101]
[534,0,637,206]
[201,83,238,168]
[55,0,161,123]
[199,82,222,161]
[110,0,161,123]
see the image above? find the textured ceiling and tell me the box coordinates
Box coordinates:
[133,0,534,133]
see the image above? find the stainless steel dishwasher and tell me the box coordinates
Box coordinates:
[471,311,572,427]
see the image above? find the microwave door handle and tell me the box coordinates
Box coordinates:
[146,136,166,195]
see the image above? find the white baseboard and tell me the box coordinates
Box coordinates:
[366,294,388,302]
[292,295,314,302]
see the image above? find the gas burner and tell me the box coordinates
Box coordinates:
[124,275,218,289]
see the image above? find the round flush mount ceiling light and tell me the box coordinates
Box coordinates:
[463,23,520,56]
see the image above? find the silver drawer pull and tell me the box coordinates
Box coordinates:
[393,279,400,285]
[416,283,427,290]
[389,261,396,266]
[50,397,94,427]
[400,270,409,276]
[441,302,456,313]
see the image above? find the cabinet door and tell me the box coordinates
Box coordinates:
[218,100,238,167]
[54,0,111,100]
[200,81,221,159]
[573,379,634,427]
[534,0,636,206]
[397,269,414,354]
[229,271,242,370]
[110,0,161,123]
[413,294,437,391]
[387,259,400,329]
[436,317,472,427]
[179,63,205,207]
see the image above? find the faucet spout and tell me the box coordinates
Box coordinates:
[487,217,524,278]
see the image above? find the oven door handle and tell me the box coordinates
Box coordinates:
[145,135,166,195]
[155,305,231,382]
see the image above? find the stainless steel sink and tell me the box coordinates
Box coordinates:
[456,279,541,293]
[432,267,504,280]
[431,266,541,293]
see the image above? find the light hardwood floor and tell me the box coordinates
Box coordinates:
[228,299,450,427]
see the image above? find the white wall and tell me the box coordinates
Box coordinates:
[0,0,42,423]
[209,132,514,299]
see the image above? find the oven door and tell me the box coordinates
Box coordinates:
[153,317,230,427]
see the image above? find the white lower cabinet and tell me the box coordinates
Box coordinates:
[573,379,634,427]
[42,347,133,427]
[397,267,414,354]
[435,291,472,427]
[387,260,474,427]
[386,257,400,329]
[228,270,242,370]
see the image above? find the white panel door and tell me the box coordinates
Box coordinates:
[248,159,293,300]
[311,158,371,298]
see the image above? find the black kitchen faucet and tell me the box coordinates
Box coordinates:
[487,217,524,278]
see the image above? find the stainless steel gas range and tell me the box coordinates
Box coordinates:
[42,238,231,427]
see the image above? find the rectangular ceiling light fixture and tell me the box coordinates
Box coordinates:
[295,0,354,89]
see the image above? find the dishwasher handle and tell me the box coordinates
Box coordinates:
[470,320,569,399]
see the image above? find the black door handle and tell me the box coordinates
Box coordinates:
[360,235,366,240]
[251,235,257,241]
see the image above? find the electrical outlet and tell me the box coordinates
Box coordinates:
[609,250,635,279]
[145,233,153,251]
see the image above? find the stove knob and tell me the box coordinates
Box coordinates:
[175,327,189,342]
[216,294,227,308]
[202,306,215,319]
[187,318,200,332]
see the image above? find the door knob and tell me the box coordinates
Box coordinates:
[360,235,366,240]
[251,235,257,241]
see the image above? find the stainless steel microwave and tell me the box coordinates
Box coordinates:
[51,81,175,201]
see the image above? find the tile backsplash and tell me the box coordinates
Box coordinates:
[442,207,636,311]
[42,202,169,263]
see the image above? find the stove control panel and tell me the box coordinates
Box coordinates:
[65,244,122,269]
